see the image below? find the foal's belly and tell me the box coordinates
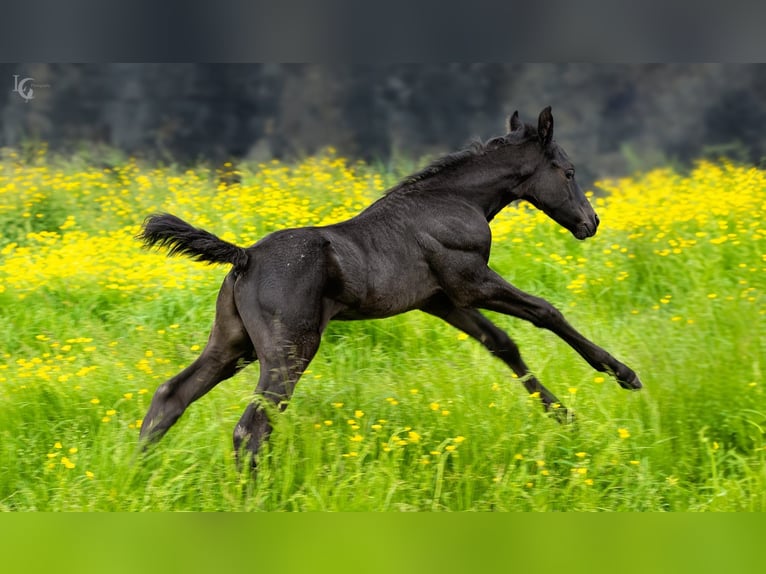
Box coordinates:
[330,259,441,320]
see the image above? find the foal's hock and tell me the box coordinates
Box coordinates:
[137,107,642,465]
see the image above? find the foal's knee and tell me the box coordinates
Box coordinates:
[529,300,564,329]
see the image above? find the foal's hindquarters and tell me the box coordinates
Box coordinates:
[139,229,332,466]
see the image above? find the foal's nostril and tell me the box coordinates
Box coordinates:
[595,214,600,227]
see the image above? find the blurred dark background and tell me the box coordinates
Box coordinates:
[3,63,766,185]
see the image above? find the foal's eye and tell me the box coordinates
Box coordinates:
[565,169,575,180]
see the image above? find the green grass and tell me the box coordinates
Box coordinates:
[0,151,763,511]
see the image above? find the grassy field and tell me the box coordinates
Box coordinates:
[0,145,764,511]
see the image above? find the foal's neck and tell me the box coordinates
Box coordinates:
[437,165,525,222]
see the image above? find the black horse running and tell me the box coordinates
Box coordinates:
[137,107,642,464]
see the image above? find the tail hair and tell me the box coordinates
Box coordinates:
[137,213,249,269]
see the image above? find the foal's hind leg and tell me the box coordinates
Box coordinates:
[139,274,255,445]
[230,281,325,467]
[231,326,321,468]
[422,298,570,422]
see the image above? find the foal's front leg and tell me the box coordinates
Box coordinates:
[459,267,642,390]
[421,298,570,420]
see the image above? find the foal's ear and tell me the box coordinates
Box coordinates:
[537,106,554,147]
[509,110,523,133]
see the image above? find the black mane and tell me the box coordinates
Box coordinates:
[387,140,489,194]
[387,126,535,195]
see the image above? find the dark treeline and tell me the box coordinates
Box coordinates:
[2,64,765,185]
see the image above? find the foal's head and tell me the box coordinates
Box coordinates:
[505,107,599,240]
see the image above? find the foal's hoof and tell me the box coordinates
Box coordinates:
[553,407,575,425]
[618,372,643,390]
[544,403,575,425]
[234,451,259,474]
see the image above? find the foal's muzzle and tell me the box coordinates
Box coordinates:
[573,213,599,240]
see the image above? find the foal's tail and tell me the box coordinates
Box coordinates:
[137,213,249,269]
